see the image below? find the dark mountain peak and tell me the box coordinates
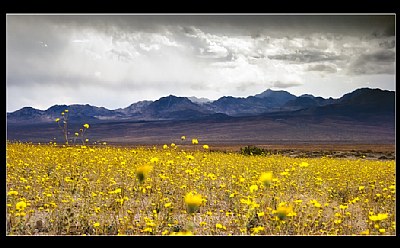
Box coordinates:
[9,106,44,115]
[143,95,213,120]
[215,96,243,102]
[299,94,315,98]
[46,104,69,112]
[254,89,295,99]
[7,106,47,123]
[18,106,40,111]
[154,95,194,105]
[147,95,201,113]
[340,87,394,105]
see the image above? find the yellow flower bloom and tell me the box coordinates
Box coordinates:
[186,155,195,160]
[136,165,153,183]
[259,172,273,186]
[251,226,265,234]
[170,231,193,236]
[369,213,388,221]
[249,184,258,193]
[300,162,309,167]
[203,144,209,150]
[334,219,342,224]
[192,138,199,145]
[181,136,186,141]
[150,157,159,163]
[16,201,27,211]
[93,222,100,228]
[184,191,203,213]
[55,118,60,122]
[83,123,90,129]
[215,223,226,230]
[7,190,19,196]
[276,205,293,220]
[360,229,370,235]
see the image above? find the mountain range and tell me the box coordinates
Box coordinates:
[6,87,395,145]
[6,87,395,124]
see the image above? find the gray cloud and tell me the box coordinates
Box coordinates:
[268,50,346,63]
[6,14,395,112]
[272,81,302,88]
[307,64,337,73]
[379,39,395,49]
[348,49,395,75]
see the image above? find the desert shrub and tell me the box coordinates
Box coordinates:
[240,145,266,156]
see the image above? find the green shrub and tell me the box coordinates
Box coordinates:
[240,145,266,156]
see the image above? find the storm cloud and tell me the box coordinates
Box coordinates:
[348,49,395,75]
[6,14,395,112]
[268,50,346,63]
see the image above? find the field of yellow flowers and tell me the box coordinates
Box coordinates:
[6,141,395,236]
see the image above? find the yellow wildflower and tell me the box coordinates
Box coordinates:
[215,223,226,230]
[7,190,19,196]
[300,162,309,168]
[259,172,273,186]
[16,201,27,211]
[369,213,388,221]
[170,231,193,236]
[150,157,159,163]
[136,164,153,183]
[184,191,203,213]
[276,205,293,220]
[360,229,370,235]
[249,184,259,193]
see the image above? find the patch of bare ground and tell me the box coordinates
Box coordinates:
[99,143,395,161]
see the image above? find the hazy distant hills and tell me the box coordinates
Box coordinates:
[7,87,394,124]
[6,87,395,144]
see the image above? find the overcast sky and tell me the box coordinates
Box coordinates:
[6,14,395,112]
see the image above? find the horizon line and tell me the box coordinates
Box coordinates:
[6,86,392,113]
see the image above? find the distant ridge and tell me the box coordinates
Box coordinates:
[7,87,395,124]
